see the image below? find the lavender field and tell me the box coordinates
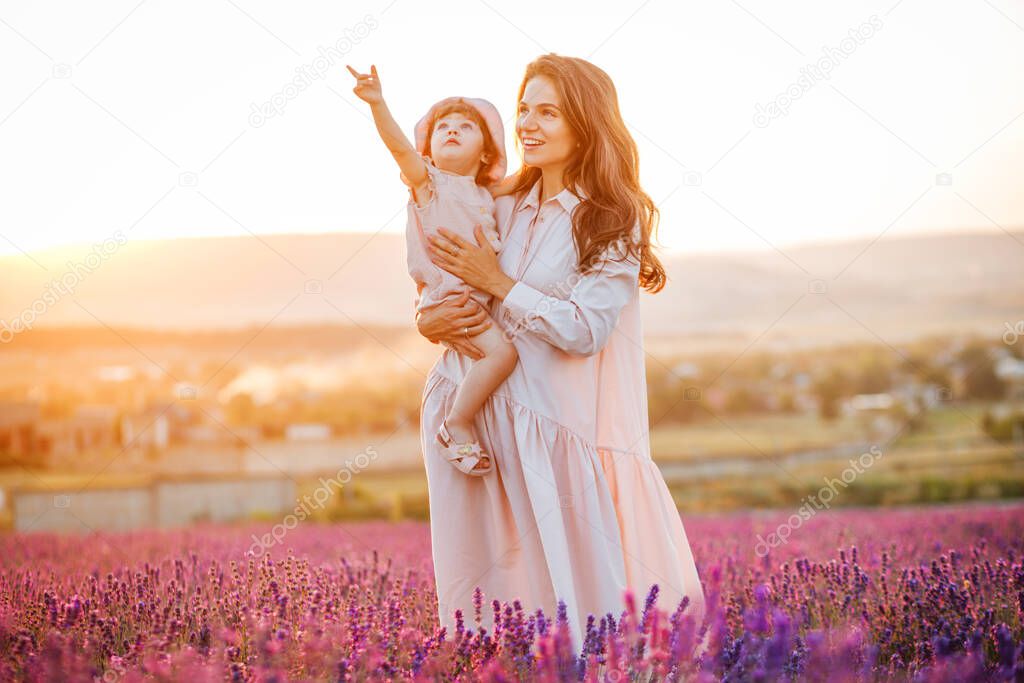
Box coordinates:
[1,502,1022,681]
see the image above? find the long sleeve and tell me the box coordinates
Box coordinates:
[500,246,640,357]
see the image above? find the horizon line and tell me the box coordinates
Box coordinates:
[2,224,1022,262]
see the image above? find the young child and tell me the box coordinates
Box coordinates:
[347,64,518,477]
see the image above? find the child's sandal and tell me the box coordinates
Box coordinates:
[436,419,493,476]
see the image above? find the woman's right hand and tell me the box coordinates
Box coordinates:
[416,290,493,360]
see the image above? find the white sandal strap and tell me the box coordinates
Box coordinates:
[436,420,491,473]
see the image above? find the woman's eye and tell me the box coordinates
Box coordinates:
[461,123,471,130]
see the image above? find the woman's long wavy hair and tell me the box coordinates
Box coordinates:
[509,54,667,293]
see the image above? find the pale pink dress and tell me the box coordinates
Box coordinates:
[406,154,503,314]
[419,177,706,651]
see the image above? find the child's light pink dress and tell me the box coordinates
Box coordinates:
[405,155,502,313]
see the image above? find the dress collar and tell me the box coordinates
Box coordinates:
[518,177,586,215]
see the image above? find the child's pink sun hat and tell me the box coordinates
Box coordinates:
[413,96,507,184]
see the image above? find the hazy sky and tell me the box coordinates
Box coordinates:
[1,0,1022,259]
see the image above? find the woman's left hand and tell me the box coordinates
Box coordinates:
[428,225,509,297]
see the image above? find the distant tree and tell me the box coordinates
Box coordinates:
[226,392,256,425]
[813,368,849,420]
[920,366,952,390]
[897,353,952,391]
[957,346,1006,400]
[854,357,892,394]
[645,364,702,425]
[724,386,760,414]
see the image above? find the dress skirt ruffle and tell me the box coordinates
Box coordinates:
[420,371,706,651]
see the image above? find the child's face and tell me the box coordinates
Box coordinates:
[429,112,487,176]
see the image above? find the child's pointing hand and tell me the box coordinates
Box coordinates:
[346,64,383,105]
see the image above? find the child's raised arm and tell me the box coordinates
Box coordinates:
[347,64,427,188]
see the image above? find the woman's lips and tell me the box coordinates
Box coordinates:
[522,137,545,150]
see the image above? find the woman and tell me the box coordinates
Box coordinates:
[415,53,705,651]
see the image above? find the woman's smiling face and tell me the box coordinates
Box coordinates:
[517,75,578,171]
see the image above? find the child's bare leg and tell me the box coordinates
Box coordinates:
[445,320,518,469]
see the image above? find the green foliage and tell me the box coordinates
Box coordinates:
[982,409,1024,442]
[670,470,1024,514]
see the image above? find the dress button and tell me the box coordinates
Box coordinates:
[479,206,486,214]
